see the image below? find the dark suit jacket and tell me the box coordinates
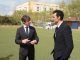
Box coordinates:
[15,26,39,47]
[53,22,74,59]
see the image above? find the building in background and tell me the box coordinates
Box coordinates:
[64,17,80,29]
[16,0,60,12]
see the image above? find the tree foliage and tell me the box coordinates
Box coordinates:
[0,10,52,25]
[67,0,80,17]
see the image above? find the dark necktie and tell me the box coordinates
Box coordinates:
[54,27,58,37]
[26,27,28,34]
[55,27,58,33]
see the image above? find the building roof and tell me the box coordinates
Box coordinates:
[64,17,80,21]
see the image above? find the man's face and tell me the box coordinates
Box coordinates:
[51,13,60,24]
[24,20,31,26]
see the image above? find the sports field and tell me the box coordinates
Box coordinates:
[0,26,80,60]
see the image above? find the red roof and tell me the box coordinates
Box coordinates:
[64,17,80,21]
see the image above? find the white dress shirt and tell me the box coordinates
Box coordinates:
[57,21,63,28]
[55,21,63,37]
[23,25,30,34]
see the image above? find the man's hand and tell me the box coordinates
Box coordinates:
[22,39,30,44]
[30,40,37,45]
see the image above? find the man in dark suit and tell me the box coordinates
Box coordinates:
[51,10,74,60]
[15,15,39,60]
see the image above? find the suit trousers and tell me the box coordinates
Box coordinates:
[19,46,35,60]
[53,53,68,60]
[53,56,68,60]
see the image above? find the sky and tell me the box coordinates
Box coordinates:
[0,0,69,15]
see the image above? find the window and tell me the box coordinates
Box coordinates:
[37,7,39,11]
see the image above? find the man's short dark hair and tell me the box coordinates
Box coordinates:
[21,15,31,23]
[53,10,64,20]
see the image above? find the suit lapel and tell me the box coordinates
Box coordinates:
[29,26,33,36]
[21,26,28,36]
[58,22,65,31]
[54,22,65,38]
[21,26,24,33]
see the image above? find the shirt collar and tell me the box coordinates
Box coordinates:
[23,24,29,28]
[23,25,27,28]
[57,21,63,28]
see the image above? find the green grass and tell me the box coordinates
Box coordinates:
[0,26,80,60]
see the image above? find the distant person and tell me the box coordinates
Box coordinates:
[51,10,74,60]
[15,15,39,60]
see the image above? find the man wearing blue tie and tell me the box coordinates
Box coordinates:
[51,10,74,60]
[15,15,39,60]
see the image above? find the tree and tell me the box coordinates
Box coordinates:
[67,0,80,17]
[12,10,52,24]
